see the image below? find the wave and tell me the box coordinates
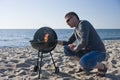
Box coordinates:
[102,37,120,40]
[0,39,18,41]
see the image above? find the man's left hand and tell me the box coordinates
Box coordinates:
[68,44,76,51]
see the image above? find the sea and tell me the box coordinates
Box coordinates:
[0,29,120,47]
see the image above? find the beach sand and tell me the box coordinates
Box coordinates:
[0,40,120,80]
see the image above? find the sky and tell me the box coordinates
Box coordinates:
[0,0,120,29]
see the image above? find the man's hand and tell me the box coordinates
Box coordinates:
[57,40,63,45]
[68,44,76,51]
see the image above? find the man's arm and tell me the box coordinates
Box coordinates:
[57,32,76,45]
[74,21,90,53]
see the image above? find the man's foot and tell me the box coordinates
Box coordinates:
[96,64,107,77]
[76,67,93,73]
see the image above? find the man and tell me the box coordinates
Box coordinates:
[57,12,107,77]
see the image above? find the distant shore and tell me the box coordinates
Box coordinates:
[0,40,120,80]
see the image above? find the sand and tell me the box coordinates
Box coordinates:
[0,40,120,80]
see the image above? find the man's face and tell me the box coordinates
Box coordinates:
[65,16,76,28]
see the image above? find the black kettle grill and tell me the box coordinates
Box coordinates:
[30,27,59,79]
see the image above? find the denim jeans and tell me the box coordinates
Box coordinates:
[64,45,106,72]
[64,45,85,57]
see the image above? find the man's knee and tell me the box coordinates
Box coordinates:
[79,55,97,71]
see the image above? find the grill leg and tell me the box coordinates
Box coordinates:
[50,52,56,67]
[38,52,43,79]
[34,51,39,72]
[37,51,40,67]
[34,51,59,79]
[50,52,59,74]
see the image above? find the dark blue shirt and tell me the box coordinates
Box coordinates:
[63,20,106,53]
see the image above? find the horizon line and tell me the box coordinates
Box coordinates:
[0,28,120,29]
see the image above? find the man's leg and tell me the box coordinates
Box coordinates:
[79,51,106,75]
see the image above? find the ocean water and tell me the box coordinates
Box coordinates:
[0,29,120,47]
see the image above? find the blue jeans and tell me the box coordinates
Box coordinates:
[64,45,106,72]
[64,45,85,57]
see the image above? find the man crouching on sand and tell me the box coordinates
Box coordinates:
[57,12,107,77]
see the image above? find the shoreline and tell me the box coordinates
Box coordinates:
[0,40,120,80]
[0,40,120,48]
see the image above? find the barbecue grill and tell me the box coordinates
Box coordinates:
[30,27,59,79]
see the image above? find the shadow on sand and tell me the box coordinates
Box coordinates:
[106,73,120,80]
